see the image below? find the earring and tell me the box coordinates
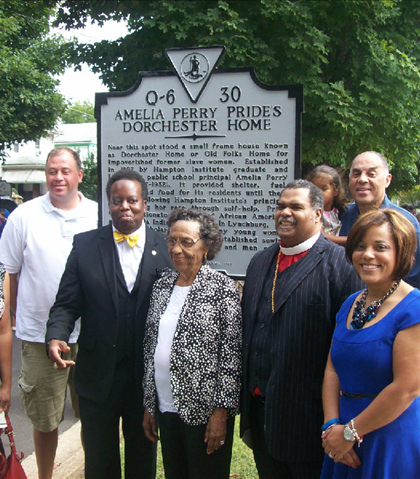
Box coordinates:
[204,252,208,261]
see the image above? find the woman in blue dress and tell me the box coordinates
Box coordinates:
[321,209,420,479]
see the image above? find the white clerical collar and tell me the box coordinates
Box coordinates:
[280,232,320,255]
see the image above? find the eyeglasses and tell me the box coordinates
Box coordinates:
[165,237,203,249]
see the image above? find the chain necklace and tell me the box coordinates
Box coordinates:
[271,248,282,313]
[350,279,401,330]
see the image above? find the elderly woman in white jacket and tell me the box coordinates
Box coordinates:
[142,208,242,479]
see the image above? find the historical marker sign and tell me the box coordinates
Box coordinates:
[96,46,304,277]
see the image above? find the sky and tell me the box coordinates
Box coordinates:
[53,20,129,105]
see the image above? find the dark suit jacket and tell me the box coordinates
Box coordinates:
[46,223,172,403]
[240,235,363,462]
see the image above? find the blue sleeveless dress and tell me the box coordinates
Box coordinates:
[321,289,420,479]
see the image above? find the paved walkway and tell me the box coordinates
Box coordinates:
[21,421,84,479]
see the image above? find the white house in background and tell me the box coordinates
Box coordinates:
[0,123,97,202]
[1,156,48,201]
[54,122,97,162]
[0,133,55,201]
[3,132,55,163]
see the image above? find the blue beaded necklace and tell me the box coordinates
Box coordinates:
[350,280,401,330]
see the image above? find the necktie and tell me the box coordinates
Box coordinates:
[113,230,139,248]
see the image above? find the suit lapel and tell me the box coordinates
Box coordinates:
[247,245,279,323]
[135,227,159,314]
[98,224,119,312]
[272,237,326,315]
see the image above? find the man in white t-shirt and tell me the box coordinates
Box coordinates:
[0,147,97,479]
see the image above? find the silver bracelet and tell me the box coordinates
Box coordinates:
[350,418,363,447]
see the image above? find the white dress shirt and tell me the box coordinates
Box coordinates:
[113,222,146,292]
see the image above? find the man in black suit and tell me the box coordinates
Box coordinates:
[46,170,172,479]
[241,179,363,479]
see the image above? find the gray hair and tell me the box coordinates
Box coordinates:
[282,179,324,212]
[351,151,389,173]
[167,208,223,261]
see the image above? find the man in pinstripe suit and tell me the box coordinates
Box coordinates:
[241,180,363,479]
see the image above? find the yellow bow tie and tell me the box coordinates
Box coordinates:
[113,231,139,248]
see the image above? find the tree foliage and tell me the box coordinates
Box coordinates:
[0,0,70,150]
[55,0,420,191]
[79,152,98,201]
[62,100,95,124]
[394,184,420,206]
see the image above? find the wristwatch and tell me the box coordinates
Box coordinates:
[343,424,356,442]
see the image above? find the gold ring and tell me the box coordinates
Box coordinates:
[53,362,58,369]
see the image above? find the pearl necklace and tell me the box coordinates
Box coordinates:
[350,280,401,330]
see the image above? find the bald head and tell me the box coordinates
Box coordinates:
[352,151,389,173]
